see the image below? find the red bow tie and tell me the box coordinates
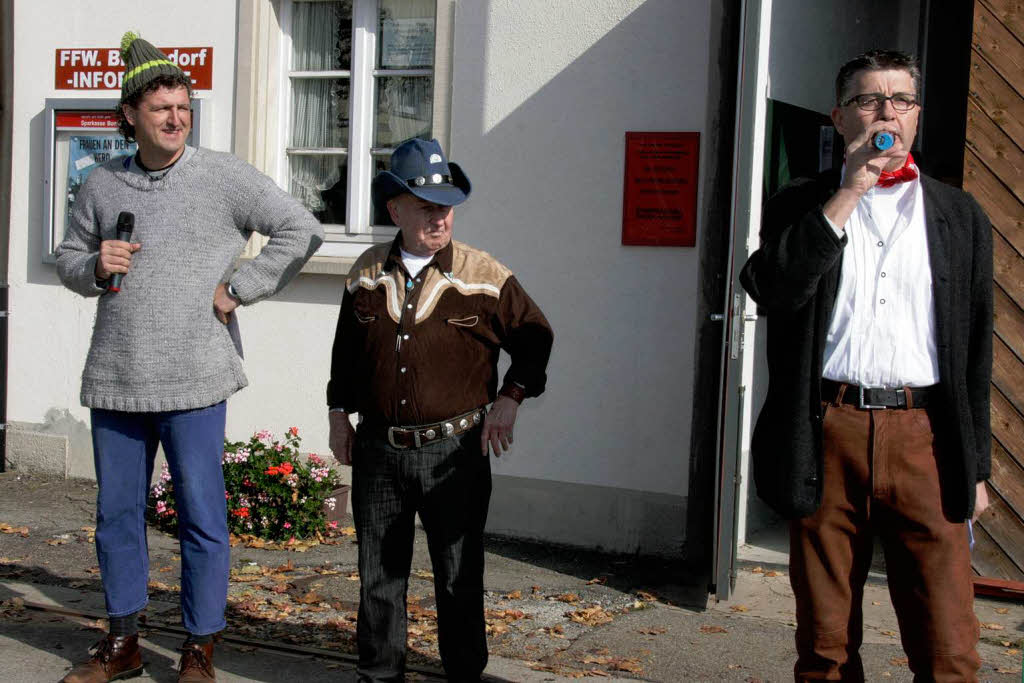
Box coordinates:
[876,153,919,188]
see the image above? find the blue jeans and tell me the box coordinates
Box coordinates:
[90,402,229,635]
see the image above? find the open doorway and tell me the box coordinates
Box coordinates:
[722,0,975,579]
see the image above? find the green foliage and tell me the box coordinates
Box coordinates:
[147,427,342,541]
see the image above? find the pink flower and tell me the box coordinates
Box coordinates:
[283,522,292,529]
[156,501,167,514]
[328,521,338,529]
[225,491,231,500]
[274,444,283,452]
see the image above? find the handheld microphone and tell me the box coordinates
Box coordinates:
[108,211,135,293]
[873,131,894,151]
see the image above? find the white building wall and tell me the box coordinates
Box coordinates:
[450,0,715,554]
[8,0,720,556]
[7,1,339,477]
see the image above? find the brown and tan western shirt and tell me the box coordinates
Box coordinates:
[327,237,553,426]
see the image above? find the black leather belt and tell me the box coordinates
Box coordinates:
[822,379,936,410]
[362,408,484,449]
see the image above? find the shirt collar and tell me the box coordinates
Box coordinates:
[385,235,454,275]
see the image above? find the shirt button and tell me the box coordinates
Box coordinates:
[877,240,884,247]
[880,298,886,304]
[416,278,421,282]
[880,272,886,278]
[403,334,409,340]
[400,399,407,405]
[406,303,413,309]
[400,367,407,373]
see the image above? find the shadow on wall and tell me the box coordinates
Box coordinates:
[448,0,731,558]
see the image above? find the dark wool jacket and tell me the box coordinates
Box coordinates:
[739,170,993,520]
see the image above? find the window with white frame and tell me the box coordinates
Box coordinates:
[283,0,436,253]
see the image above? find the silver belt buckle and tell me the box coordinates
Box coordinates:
[387,426,420,448]
[858,386,888,410]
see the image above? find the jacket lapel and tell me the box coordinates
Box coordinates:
[922,176,952,352]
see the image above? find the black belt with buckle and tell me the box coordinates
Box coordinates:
[362,408,485,449]
[822,379,936,410]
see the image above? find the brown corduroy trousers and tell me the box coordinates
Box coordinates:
[789,398,981,682]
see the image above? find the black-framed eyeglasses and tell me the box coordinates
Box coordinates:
[841,93,919,112]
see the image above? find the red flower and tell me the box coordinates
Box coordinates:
[265,466,280,476]
[280,462,294,475]
[232,507,250,518]
[288,426,299,437]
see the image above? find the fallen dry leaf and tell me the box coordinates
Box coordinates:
[609,658,644,674]
[556,593,581,603]
[765,570,782,578]
[730,604,749,612]
[1004,649,1020,656]
[46,537,68,546]
[750,566,763,574]
[568,606,614,627]
[889,657,908,666]
[635,590,657,602]
[871,601,882,606]
[880,630,898,637]
[700,625,728,634]
[995,667,1021,674]
[586,577,607,585]
[994,607,1009,615]
[297,591,323,605]
[638,627,667,635]
[981,622,1005,631]
[531,585,541,594]
[412,569,433,580]
[503,590,522,600]
[0,523,30,537]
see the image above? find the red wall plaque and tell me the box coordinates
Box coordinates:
[621,132,699,247]
[55,47,213,91]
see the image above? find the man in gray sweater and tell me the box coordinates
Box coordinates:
[55,33,322,683]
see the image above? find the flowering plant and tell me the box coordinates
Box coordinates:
[148,427,343,541]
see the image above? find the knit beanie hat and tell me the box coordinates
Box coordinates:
[119,31,190,104]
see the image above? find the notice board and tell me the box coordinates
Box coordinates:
[621,132,699,247]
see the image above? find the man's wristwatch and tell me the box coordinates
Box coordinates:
[226,282,242,304]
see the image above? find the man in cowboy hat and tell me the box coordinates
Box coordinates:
[56,32,322,682]
[327,137,553,682]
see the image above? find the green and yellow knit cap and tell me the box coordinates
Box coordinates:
[119,31,190,103]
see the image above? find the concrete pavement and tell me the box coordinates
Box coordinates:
[1,472,1021,681]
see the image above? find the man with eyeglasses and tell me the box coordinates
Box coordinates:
[741,50,992,680]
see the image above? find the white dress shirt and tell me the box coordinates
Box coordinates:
[821,171,940,388]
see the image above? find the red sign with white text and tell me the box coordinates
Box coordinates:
[55,111,121,129]
[621,132,699,247]
[55,47,213,91]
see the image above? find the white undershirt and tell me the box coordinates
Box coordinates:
[400,248,433,278]
[821,169,940,388]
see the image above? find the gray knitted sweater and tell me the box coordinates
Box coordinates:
[56,146,324,412]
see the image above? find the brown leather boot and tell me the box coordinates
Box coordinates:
[177,640,216,681]
[61,633,143,682]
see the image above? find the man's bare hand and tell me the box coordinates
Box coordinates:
[481,396,519,457]
[973,481,990,522]
[213,282,239,324]
[329,410,356,466]
[95,240,141,280]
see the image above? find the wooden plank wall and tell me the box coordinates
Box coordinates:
[964,0,1024,580]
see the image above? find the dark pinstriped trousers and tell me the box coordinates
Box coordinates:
[789,401,980,682]
[352,424,491,683]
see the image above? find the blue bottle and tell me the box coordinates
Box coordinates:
[873,131,894,151]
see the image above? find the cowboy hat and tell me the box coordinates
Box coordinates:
[372,138,471,216]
